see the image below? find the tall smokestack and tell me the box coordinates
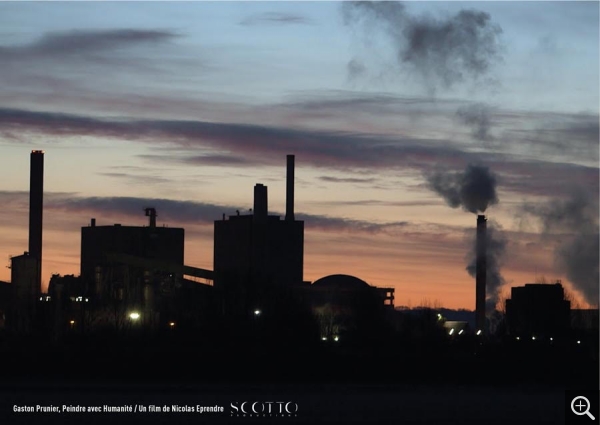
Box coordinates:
[476,214,487,332]
[285,154,295,221]
[29,150,44,293]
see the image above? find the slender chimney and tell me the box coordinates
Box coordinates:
[91,218,96,227]
[252,184,268,279]
[476,214,487,332]
[29,150,44,294]
[285,155,295,221]
[253,184,268,221]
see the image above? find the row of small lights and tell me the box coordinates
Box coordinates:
[515,336,582,344]
[67,312,176,328]
[129,312,176,327]
[39,296,89,302]
[322,336,340,342]
[57,304,587,346]
[446,332,581,344]
[63,307,261,325]
[440,312,482,337]
[448,329,482,336]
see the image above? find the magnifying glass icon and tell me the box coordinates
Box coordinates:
[571,396,595,420]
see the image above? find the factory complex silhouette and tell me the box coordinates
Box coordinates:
[0,151,597,386]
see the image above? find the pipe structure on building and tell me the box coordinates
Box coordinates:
[145,208,157,228]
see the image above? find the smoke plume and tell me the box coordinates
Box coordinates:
[522,191,599,306]
[426,164,498,214]
[347,58,367,81]
[456,103,494,142]
[342,1,503,90]
[466,220,507,311]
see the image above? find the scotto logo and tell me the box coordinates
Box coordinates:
[230,401,299,417]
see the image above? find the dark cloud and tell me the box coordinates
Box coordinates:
[426,164,499,214]
[0,191,410,236]
[283,92,458,110]
[494,111,600,163]
[525,115,599,160]
[240,12,313,26]
[280,95,597,164]
[280,92,459,120]
[180,154,257,167]
[319,176,377,184]
[0,107,597,202]
[0,29,185,103]
[342,1,503,90]
[0,29,178,61]
[521,191,599,306]
[499,160,599,200]
[47,195,226,226]
[0,190,30,207]
[298,214,409,235]
[138,154,256,167]
[308,199,440,208]
[456,103,494,142]
[466,219,507,311]
[0,107,472,170]
[97,172,171,185]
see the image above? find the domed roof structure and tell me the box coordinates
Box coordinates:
[311,274,370,290]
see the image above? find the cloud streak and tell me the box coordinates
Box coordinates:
[98,172,171,185]
[0,107,473,169]
[0,191,410,236]
[318,176,377,184]
[0,28,187,109]
[308,199,440,208]
[240,12,313,26]
[0,107,597,202]
[0,29,179,60]
[138,153,257,167]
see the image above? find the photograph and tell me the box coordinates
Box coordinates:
[0,1,598,424]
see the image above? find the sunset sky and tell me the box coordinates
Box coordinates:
[0,1,598,310]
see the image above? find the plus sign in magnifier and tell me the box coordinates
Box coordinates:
[571,396,595,420]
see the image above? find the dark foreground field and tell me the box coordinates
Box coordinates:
[0,333,596,424]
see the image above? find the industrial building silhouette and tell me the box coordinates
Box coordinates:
[2,151,45,334]
[505,282,571,339]
[213,156,305,315]
[2,152,399,343]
